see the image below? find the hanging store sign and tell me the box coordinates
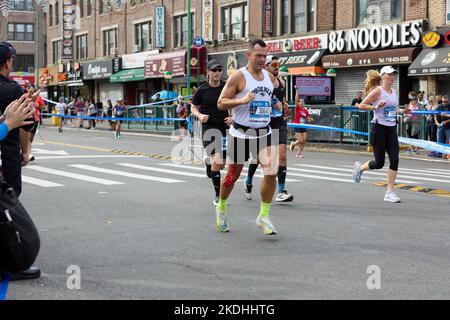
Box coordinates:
[328,20,423,53]
[155,6,165,48]
[263,0,274,34]
[62,0,75,59]
[202,0,213,41]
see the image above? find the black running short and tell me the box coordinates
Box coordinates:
[227,123,272,164]
[202,124,227,158]
[269,117,287,145]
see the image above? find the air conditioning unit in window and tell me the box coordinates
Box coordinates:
[133,44,140,53]
[109,47,117,56]
[27,5,34,10]
[28,67,35,73]
[218,33,228,43]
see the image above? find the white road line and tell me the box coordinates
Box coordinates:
[159,163,303,182]
[117,163,206,178]
[70,164,185,183]
[22,176,64,188]
[286,171,355,183]
[35,155,145,160]
[305,164,450,183]
[27,165,124,186]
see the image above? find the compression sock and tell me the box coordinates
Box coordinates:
[277,166,287,193]
[246,163,258,185]
[217,198,228,213]
[211,171,221,198]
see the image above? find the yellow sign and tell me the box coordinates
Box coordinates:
[422,31,441,48]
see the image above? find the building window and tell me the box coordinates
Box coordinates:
[76,34,88,59]
[173,14,195,47]
[79,0,84,18]
[12,0,34,11]
[221,3,247,40]
[357,0,401,25]
[49,4,53,26]
[99,0,104,14]
[7,23,34,41]
[103,28,117,56]
[87,0,92,16]
[13,55,34,72]
[280,0,315,35]
[447,0,450,24]
[53,40,62,64]
[135,21,152,52]
[55,1,59,25]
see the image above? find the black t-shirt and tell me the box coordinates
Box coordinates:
[436,104,450,129]
[192,81,228,126]
[0,74,24,150]
[351,98,362,106]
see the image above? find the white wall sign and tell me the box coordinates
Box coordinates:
[202,0,213,41]
[122,50,160,69]
[328,20,423,53]
[155,6,165,48]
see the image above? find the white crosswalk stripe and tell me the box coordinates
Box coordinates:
[159,163,303,182]
[26,165,124,186]
[22,175,64,188]
[116,163,206,178]
[69,164,185,183]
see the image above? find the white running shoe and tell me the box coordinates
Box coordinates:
[256,216,277,235]
[275,190,294,202]
[243,183,253,200]
[352,161,362,183]
[384,191,401,203]
[215,206,230,233]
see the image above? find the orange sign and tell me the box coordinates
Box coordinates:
[423,31,441,48]
[58,73,68,82]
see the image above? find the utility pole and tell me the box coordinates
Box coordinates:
[35,7,40,87]
[186,0,191,96]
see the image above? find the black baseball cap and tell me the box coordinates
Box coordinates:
[207,59,222,70]
[0,42,16,64]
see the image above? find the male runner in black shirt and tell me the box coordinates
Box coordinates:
[191,60,232,205]
[0,42,40,280]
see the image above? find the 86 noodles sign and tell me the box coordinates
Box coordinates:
[62,0,75,60]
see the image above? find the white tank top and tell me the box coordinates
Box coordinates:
[372,86,398,127]
[229,67,274,138]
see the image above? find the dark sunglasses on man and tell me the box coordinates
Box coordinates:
[210,67,223,73]
[270,62,280,68]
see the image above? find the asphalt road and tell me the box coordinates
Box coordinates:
[6,125,450,300]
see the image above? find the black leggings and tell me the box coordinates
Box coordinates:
[369,123,399,171]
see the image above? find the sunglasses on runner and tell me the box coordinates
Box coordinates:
[270,62,280,68]
[210,67,223,73]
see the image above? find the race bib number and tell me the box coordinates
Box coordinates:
[116,110,124,116]
[384,106,397,122]
[300,117,306,124]
[250,101,270,123]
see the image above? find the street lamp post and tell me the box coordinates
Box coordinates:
[186,0,191,97]
[164,71,173,93]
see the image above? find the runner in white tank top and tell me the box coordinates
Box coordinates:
[352,66,411,203]
[213,39,283,236]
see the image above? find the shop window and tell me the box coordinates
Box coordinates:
[173,14,195,47]
[357,0,401,26]
[134,21,152,52]
[280,0,315,35]
[221,3,247,40]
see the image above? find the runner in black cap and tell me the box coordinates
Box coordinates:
[0,41,41,280]
[191,59,232,205]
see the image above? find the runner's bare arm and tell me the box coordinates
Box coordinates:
[218,72,253,110]
[358,88,382,110]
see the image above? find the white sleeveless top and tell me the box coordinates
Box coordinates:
[372,86,398,127]
[229,67,274,138]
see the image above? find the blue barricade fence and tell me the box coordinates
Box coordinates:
[0,274,9,300]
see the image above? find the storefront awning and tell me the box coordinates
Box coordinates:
[322,47,421,69]
[110,68,145,83]
[408,47,450,76]
[277,49,327,75]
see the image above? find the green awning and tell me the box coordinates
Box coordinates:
[110,68,145,83]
